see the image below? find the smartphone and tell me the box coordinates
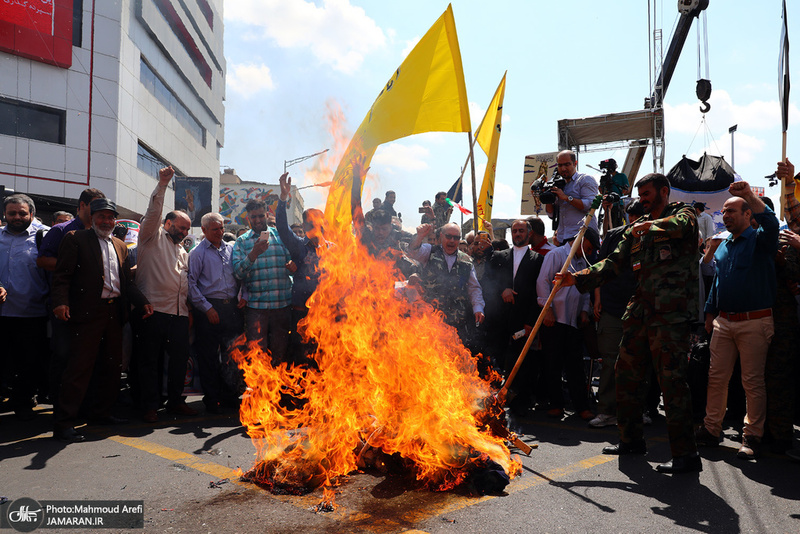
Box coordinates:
[418,207,427,213]
[260,231,270,239]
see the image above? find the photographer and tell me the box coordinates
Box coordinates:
[544,150,599,244]
[599,158,629,232]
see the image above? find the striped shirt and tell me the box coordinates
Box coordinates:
[232,228,292,309]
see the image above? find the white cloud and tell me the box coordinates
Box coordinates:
[225,0,385,74]
[485,182,521,220]
[400,36,420,60]
[665,89,800,136]
[226,63,275,98]
[372,143,430,171]
[469,101,510,129]
[469,101,485,125]
[664,89,800,176]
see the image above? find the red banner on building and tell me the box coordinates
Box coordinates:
[0,0,73,68]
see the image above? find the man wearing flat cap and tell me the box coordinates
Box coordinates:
[51,199,152,443]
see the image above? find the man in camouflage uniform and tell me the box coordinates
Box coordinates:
[408,222,485,349]
[558,173,701,474]
[767,161,800,455]
[764,232,800,453]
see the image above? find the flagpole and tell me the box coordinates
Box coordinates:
[468,132,479,235]
[783,131,787,162]
[782,131,789,220]
[456,136,479,184]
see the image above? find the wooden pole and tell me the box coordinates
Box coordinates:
[468,132,479,236]
[781,131,788,220]
[498,198,601,401]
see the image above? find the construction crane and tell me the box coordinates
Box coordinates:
[557,0,711,182]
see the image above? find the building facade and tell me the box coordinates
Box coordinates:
[0,0,225,222]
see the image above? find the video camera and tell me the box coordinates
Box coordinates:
[530,173,567,205]
[598,158,617,194]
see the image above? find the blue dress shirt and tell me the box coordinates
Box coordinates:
[188,239,239,313]
[705,207,779,314]
[0,224,49,317]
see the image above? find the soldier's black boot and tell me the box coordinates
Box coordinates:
[602,439,647,455]
[655,452,702,473]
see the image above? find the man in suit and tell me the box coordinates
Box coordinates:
[51,199,152,443]
[484,219,544,411]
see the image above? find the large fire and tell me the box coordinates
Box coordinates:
[231,96,520,500]
[231,214,521,498]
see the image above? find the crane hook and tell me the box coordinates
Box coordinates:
[696,79,712,114]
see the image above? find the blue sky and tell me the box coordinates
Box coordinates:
[220,0,798,230]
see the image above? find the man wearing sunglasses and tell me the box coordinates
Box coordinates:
[408,222,485,351]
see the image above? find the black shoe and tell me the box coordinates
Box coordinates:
[54,427,85,443]
[656,453,702,473]
[602,440,647,455]
[90,415,129,426]
[695,425,720,447]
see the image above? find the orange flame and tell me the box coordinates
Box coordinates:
[302,99,354,206]
[233,104,520,496]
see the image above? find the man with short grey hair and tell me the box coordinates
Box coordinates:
[188,211,244,413]
[52,211,73,225]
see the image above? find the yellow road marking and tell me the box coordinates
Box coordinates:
[397,453,618,524]
[108,435,243,483]
[108,433,618,530]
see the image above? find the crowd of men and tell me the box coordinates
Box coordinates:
[2,151,799,474]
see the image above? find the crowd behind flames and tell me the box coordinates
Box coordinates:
[2,150,800,473]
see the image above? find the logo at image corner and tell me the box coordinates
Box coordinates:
[6,498,44,532]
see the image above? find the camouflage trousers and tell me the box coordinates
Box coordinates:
[617,319,697,457]
[765,320,798,443]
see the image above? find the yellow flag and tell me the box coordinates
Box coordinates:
[325,4,471,227]
[475,72,507,231]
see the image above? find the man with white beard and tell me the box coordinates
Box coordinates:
[51,199,152,442]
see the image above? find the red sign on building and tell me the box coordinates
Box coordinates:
[0,0,73,68]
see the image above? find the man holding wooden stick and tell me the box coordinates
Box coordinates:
[557,173,701,474]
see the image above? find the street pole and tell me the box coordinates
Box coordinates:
[728,124,737,170]
[284,149,329,174]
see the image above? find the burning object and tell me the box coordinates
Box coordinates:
[232,223,521,498]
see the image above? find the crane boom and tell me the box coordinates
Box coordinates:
[652,0,709,107]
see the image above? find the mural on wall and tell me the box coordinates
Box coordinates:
[219,185,280,226]
[174,177,213,227]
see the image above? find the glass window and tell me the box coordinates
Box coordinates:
[0,97,65,144]
[139,58,205,147]
[137,142,183,178]
[73,0,84,47]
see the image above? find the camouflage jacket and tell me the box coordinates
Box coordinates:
[774,244,800,328]
[574,202,699,326]
[421,245,474,327]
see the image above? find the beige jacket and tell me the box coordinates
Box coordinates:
[135,183,189,316]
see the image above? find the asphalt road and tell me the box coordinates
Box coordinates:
[2,400,799,534]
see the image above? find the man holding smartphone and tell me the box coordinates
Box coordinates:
[232,199,293,364]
